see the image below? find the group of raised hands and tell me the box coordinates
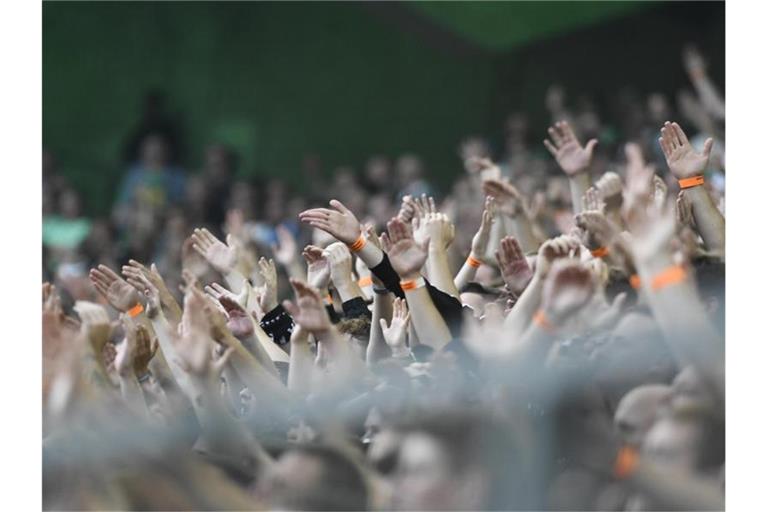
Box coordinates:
[41,114,724,509]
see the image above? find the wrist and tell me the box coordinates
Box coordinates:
[400,276,426,291]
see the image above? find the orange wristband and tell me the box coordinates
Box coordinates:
[533,309,555,332]
[678,175,705,189]
[629,274,641,289]
[358,275,373,287]
[348,235,367,252]
[127,303,144,318]
[613,445,639,479]
[591,246,609,258]
[466,254,482,268]
[325,294,333,305]
[400,277,425,291]
[651,265,687,291]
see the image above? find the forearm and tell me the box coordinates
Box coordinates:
[690,74,725,121]
[636,254,724,403]
[287,328,313,394]
[453,262,477,295]
[118,373,148,416]
[685,187,725,256]
[238,329,282,378]
[333,278,365,303]
[502,214,539,254]
[403,285,451,351]
[569,173,592,215]
[426,247,460,298]
[366,291,393,365]
[249,319,291,364]
[227,340,294,404]
[503,275,544,338]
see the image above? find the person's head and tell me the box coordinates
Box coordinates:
[395,154,423,186]
[58,187,82,218]
[140,133,169,170]
[256,444,369,511]
[338,317,372,359]
[203,144,235,181]
[391,412,535,510]
[614,384,671,447]
[642,403,724,474]
[593,312,677,408]
[364,156,391,189]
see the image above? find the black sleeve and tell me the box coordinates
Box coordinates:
[326,303,341,324]
[342,297,372,320]
[369,254,405,298]
[259,305,294,347]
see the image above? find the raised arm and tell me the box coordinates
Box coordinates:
[543,120,597,216]
[659,121,724,257]
[455,196,496,292]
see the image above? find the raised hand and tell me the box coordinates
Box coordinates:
[386,217,429,279]
[496,236,533,295]
[254,257,278,313]
[299,199,362,245]
[482,178,525,217]
[123,268,161,319]
[595,172,623,204]
[574,211,618,251]
[272,225,298,268]
[541,260,596,325]
[659,121,713,179]
[302,245,331,291]
[470,196,496,263]
[379,297,410,356]
[535,235,581,280]
[544,120,597,175]
[282,279,332,333]
[464,156,501,181]
[116,318,156,378]
[581,187,605,213]
[175,289,218,376]
[190,228,238,275]
[397,195,418,223]
[73,300,112,353]
[89,264,141,312]
[324,242,354,287]
[418,212,455,250]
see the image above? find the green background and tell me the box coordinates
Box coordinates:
[43,1,723,215]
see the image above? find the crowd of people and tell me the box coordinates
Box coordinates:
[42,44,725,510]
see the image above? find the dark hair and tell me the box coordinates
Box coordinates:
[278,444,369,511]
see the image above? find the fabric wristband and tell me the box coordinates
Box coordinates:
[466,254,482,268]
[127,303,144,318]
[591,246,609,258]
[400,277,426,291]
[533,309,556,332]
[324,294,333,305]
[629,274,641,289]
[650,265,687,291]
[613,445,639,479]
[348,235,367,252]
[358,275,373,287]
[678,175,705,189]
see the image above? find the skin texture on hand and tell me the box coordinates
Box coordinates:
[299,199,362,245]
[482,178,525,217]
[302,244,331,292]
[544,120,598,176]
[471,196,496,262]
[659,121,713,179]
[255,257,278,313]
[541,260,596,325]
[379,297,410,357]
[282,279,333,334]
[190,228,238,276]
[385,217,429,280]
[90,264,142,312]
[496,236,533,296]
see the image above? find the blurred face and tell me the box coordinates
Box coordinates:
[392,432,455,510]
[140,135,168,168]
[58,189,81,218]
[642,416,702,470]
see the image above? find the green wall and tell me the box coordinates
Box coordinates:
[43,1,495,214]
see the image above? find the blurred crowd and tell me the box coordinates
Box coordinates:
[42,44,725,510]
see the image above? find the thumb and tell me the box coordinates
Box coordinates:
[585,139,598,154]
[379,318,389,332]
[702,137,714,158]
[420,236,431,252]
[283,300,298,317]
